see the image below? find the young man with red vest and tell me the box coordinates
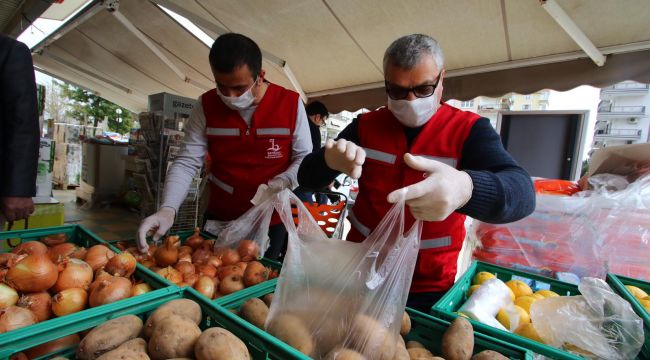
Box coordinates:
[298,34,535,312]
[137,33,312,259]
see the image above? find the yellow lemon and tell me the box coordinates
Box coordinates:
[467,285,481,297]
[625,285,648,299]
[514,296,538,314]
[535,290,560,298]
[506,280,533,298]
[515,323,545,343]
[531,293,545,300]
[496,305,530,330]
[507,287,516,301]
[638,299,650,312]
[473,272,496,285]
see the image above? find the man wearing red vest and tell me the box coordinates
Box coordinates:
[137,33,312,259]
[298,34,535,312]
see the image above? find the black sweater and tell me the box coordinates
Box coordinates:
[298,117,535,224]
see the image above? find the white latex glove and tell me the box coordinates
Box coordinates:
[267,176,290,192]
[387,153,473,221]
[250,177,289,206]
[136,207,176,252]
[324,139,366,179]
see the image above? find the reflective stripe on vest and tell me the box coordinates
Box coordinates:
[256,128,291,136]
[208,174,234,194]
[348,210,371,236]
[420,236,451,249]
[364,148,397,165]
[415,155,457,168]
[206,127,240,136]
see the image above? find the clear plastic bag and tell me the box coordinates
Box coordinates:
[265,189,421,359]
[530,277,644,359]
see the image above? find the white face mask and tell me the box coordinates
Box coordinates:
[217,80,257,111]
[387,94,440,127]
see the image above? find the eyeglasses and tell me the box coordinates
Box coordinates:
[385,76,440,100]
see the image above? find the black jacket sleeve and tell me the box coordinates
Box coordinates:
[0,36,40,197]
[457,118,536,223]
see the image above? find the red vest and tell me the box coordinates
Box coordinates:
[202,83,298,222]
[349,104,479,293]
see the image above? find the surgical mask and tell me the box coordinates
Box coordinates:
[217,80,257,111]
[387,94,440,127]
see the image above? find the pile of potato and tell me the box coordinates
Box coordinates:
[233,293,511,360]
[13,298,251,360]
[116,229,278,299]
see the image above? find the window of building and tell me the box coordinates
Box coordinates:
[522,104,531,110]
[525,95,532,100]
[461,100,474,108]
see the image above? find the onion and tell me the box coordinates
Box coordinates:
[94,269,113,282]
[186,228,204,250]
[174,261,195,275]
[183,273,199,286]
[40,233,68,246]
[88,276,132,307]
[52,288,88,316]
[24,334,79,359]
[72,246,87,260]
[131,283,152,296]
[1,253,19,267]
[178,246,193,256]
[154,236,179,267]
[0,283,19,308]
[48,243,79,264]
[156,266,183,284]
[0,306,38,333]
[12,241,48,256]
[53,258,93,292]
[235,261,248,272]
[10,352,28,360]
[16,292,52,322]
[196,264,217,278]
[6,254,58,293]
[193,276,216,298]
[191,246,211,265]
[178,252,192,263]
[105,252,136,277]
[237,239,260,262]
[216,248,240,266]
[85,245,115,271]
[207,256,223,269]
[141,259,155,268]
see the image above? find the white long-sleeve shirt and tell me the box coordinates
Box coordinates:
[160,95,312,212]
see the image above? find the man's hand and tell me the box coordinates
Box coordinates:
[387,154,473,221]
[324,139,365,179]
[1,197,35,222]
[136,207,176,253]
[267,177,290,192]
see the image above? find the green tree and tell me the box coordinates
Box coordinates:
[59,83,133,134]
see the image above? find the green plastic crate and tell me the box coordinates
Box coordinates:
[8,286,309,360]
[0,225,176,358]
[220,281,533,359]
[107,230,282,304]
[606,273,650,358]
[432,261,585,360]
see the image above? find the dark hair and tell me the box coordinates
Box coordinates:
[306,101,329,117]
[209,33,262,79]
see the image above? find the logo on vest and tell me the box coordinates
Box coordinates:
[266,139,283,159]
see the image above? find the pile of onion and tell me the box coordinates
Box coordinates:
[0,306,37,333]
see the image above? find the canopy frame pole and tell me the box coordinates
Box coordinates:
[150,0,307,102]
[109,4,211,91]
[541,0,606,66]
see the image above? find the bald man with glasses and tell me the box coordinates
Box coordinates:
[298,34,535,312]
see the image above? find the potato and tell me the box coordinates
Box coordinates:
[325,348,367,360]
[267,313,314,356]
[76,315,143,360]
[407,347,434,359]
[194,327,250,360]
[471,350,509,360]
[96,338,149,360]
[143,299,201,339]
[262,293,274,307]
[393,342,409,360]
[148,315,201,360]
[240,298,269,329]
[349,314,395,360]
[441,317,474,360]
[400,311,411,336]
[406,341,425,349]
[243,261,269,287]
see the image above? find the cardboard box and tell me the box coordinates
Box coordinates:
[35,138,54,197]
[53,142,82,186]
[148,92,196,118]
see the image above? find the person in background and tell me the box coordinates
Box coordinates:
[0,35,39,226]
[137,33,312,260]
[295,101,330,204]
[298,34,535,312]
